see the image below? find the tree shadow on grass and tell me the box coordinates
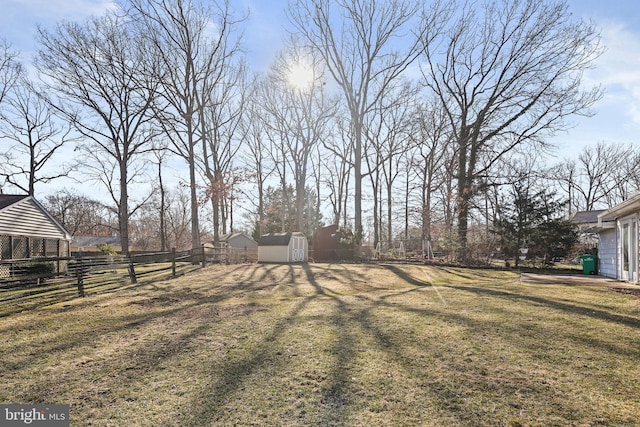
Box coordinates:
[180,265,335,425]
[379,264,430,287]
[378,266,640,358]
[377,263,640,331]
[166,263,362,425]
[335,283,630,425]
[302,263,359,424]
[447,283,640,330]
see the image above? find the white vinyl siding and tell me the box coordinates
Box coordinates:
[0,197,68,240]
[598,228,617,279]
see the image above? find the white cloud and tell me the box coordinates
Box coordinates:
[586,20,640,125]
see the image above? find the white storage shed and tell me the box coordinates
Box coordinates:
[258,232,308,263]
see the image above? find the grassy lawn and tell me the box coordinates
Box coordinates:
[1,263,639,426]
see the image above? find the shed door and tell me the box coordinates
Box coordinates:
[291,237,305,262]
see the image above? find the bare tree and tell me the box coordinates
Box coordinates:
[607,143,640,205]
[548,159,579,215]
[407,98,455,257]
[164,185,194,250]
[36,12,159,254]
[420,0,602,260]
[239,78,276,238]
[0,76,75,195]
[0,40,21,106]
[44,189,117,236]
[364,80,416,248]
[551,141,636,212]
[287,0,440,250]
[322,115,353,228]
[200,60,247,244]
[152,144,169,251]
[255,75,292,232]
[127,0,245,250]
[258,39,336,234]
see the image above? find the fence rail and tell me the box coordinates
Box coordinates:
[0,246,256,317]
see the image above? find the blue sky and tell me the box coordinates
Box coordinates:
[1,0,639,162]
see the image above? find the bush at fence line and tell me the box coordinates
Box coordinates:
[97,243,117,256]
[18,262,55,277]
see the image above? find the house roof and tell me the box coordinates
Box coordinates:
[0,194,29,210]
[259,232,305,246]
[598,191,640,224]
[71,236,122,247]
[0,194,71,240]
[572,210,605,225]
[220,232,256,243]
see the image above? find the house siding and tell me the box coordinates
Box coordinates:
[598,228,617,279]
[0,198,68,240]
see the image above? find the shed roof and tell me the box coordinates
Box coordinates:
[259,232,305,246]
[259,233,292,246]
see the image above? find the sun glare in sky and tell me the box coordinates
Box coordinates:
[287,62,315,90]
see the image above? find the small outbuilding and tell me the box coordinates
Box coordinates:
[258,232,308,263]
[311,225,355,261]
[218,232,258,250]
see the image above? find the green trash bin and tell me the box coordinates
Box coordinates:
[581,254,597,275]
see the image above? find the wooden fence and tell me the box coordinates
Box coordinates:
[0,246,257,317]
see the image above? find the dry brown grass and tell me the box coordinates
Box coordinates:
[1,263,639,426]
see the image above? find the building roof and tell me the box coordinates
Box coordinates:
[259,232,305,246]
[572,210,606,225]
[71,236,122,247]
[598,190,640,223]
[0,194,71,240]
[0,194,29,210]
[259,233,292,246]
[220,232,256,242]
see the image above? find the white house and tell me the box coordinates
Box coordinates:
[0,195,71,275]
[258,232,308,263]
[0,195,71,259]
[597,191,640,282]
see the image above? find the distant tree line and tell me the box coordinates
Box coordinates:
[0,0,624,262]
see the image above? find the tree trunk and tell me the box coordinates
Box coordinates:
[354,119,363,253]
[187,117,200,250]
[119,161,130,255]
[159,160,167,252]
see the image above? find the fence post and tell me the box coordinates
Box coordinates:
[171,247,176,277]
[201,244,206,268]
[127,254,137,284]
[76,251,85,297]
